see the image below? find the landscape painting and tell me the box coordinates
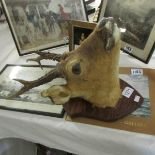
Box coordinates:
[99,0,155,63]
[0,65,65,117]
[103,0,155,49]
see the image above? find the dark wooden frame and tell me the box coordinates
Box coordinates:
[68,20,96,51]
[0,64,64,118]
[98,0,155,63]
[1,0,88,55]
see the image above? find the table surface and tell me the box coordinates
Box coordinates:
[0,22,155,155]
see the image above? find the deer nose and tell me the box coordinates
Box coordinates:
[98,17,114,28]
[97,17,119,51]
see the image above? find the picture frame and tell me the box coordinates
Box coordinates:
[84,0,95,5]
[0,64,65,118]
[1,0,88,56]
[0,3,6,22]
[68,20,96,51]
[98,0,155,63]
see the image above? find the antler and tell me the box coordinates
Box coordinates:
[26,51,73,69]
[8,67,64,99]
[27,51,63,68]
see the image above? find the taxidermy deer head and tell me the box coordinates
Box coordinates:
[10,17,121,108]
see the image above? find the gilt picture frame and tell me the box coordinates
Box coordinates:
[69,20,96,51]
[0,64,65,117]
[1,0,88,55]
[98,0,155,63]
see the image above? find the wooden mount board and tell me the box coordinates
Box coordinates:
[64,79,143,122]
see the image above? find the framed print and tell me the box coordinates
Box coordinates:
[84,0,95,5]
[69,20,96,51]
[1,0,88,55]
[0,64,65,117]
[0,3,6,22]
[98,0,155,63]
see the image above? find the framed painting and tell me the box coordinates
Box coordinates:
[0,3,6,22]
[68,20,96,51]
[1,0,88,55]
[0,64,65,117]
[98,0,155,63]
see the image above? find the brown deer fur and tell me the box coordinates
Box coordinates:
[41,18,121,108]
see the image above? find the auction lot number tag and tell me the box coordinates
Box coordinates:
[124,46,133,53]
[131,69,143,75]
[122,87,134,98]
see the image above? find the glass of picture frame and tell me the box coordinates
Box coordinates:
[1,0,88,55]
[68,20,96,51]
[0,64,65,117]
[98,0,155,63]
[0,3,6,22]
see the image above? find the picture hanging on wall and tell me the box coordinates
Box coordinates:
[68,20,96,51]
[1,0,88,55]
[98,0,155,63]
[0,64,65,117]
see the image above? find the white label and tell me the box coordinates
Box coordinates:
[124,46,133,53]
[122,87,134,98]
[131,69,143,75]
[134,95,140,102]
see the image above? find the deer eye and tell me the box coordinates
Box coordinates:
[72,62,81,75]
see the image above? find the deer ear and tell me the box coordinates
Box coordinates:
[41,86,71,105]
